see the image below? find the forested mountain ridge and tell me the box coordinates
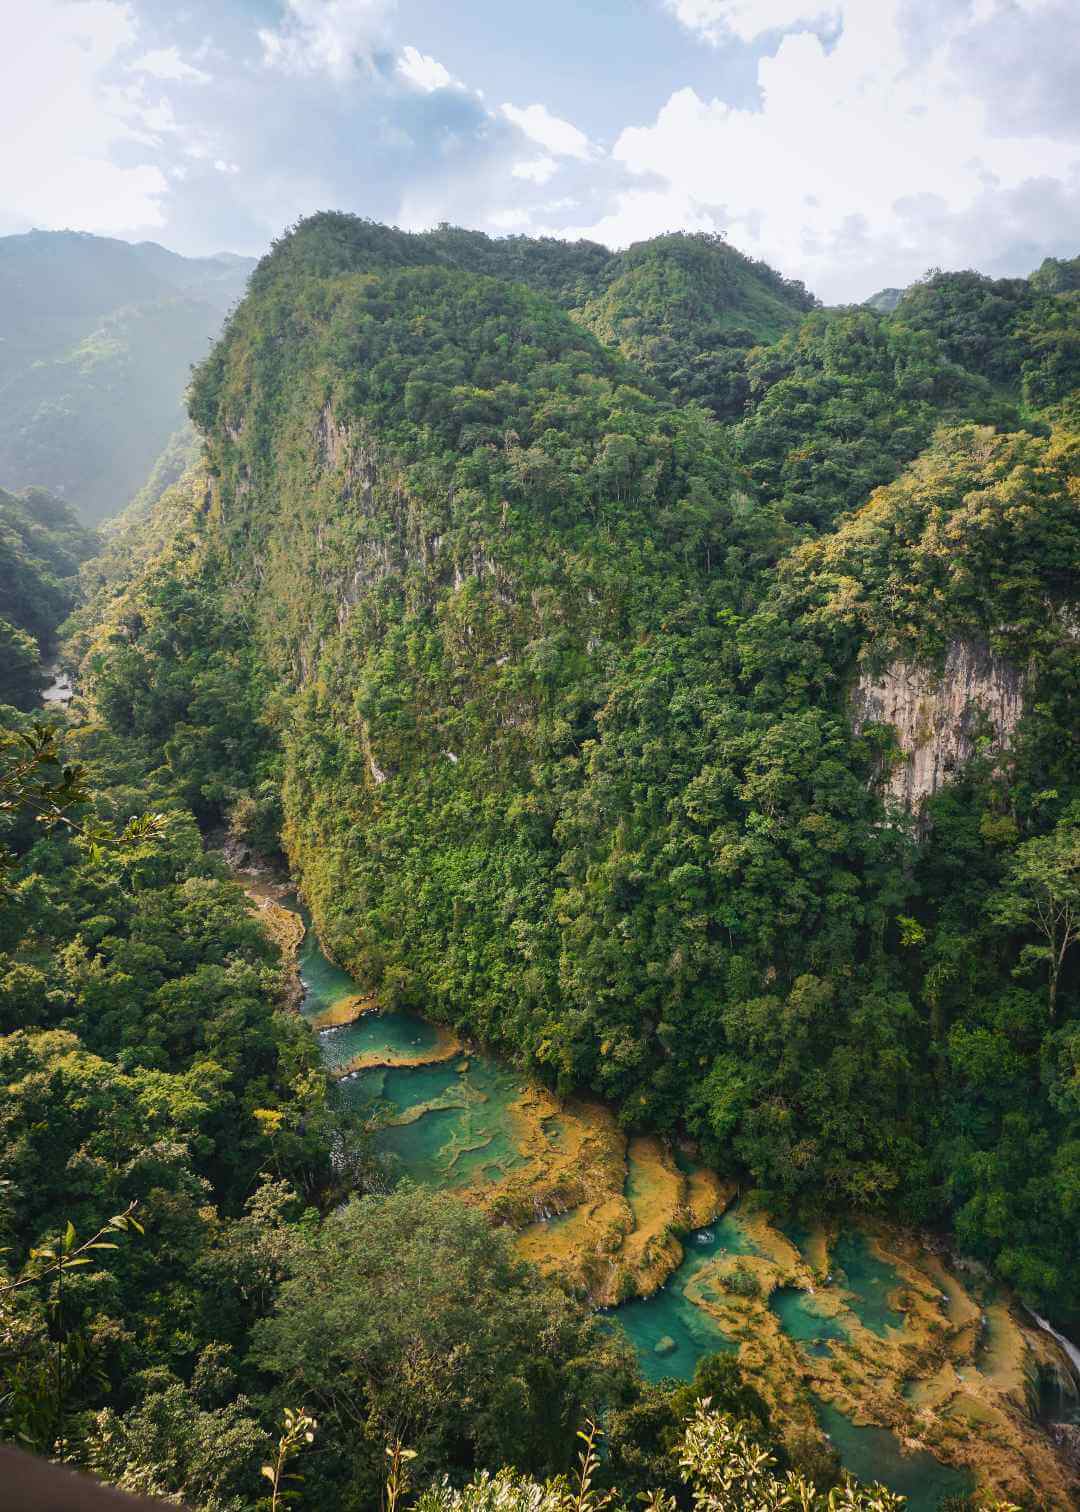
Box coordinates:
[2,212,1077,1509]
[75,214,1080,1327]
[0,230,255,523]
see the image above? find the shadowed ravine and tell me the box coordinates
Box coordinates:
[288,903,1077,1510]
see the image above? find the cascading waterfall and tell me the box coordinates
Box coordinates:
[1029,1310,1080,1419]
[1030,1311,1080,1382]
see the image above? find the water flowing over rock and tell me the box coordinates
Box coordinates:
[851,639,1026,823]
[41,665,73,706]
[1030,1310,1080,1387]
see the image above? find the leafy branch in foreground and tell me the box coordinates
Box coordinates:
[261,1407,318,1511]
[0,723,167,887]
[384,1440,418,1512]
[0,1201,143,1298]
[568,1423,614,1512]
[411,1405,1024,1511]
[0,1199,144,1453]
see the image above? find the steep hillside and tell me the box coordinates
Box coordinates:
[81,214,1080,1334]
[0,485,98,707]
[0,230,255,523]
[730,253,1080,531]
[730,306,1011,530]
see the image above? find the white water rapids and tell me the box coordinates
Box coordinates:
[1030,1310,1080,1385]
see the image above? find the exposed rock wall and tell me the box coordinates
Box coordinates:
[851,639,1026,818]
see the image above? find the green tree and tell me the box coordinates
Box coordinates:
[990,817,1080,1016]
[0,621,45,711]
[252,1188,634,1498]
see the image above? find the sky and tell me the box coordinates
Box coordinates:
[3,0,1079,302]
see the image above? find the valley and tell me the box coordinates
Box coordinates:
[3,211,1078,1509]
[279,889,1079,1508]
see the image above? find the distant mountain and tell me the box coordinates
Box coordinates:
[0,230,255,523]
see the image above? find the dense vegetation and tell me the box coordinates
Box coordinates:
[75,216,1080,1329]
[0,708,660,1505]
[0,485,98,707]
[0,231,254,523]
[894,262,1080,407]
[2,214,1078,1508]
[0,716,882,1507]
[571,231,815,420]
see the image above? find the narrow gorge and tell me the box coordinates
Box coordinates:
[249,870,1080,1508]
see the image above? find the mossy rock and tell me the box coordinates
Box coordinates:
[654,1335,678,1357]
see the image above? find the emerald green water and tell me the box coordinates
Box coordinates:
[296,909,357,1021]
[296,916,971,1501]
[832,1231,905,1337]
[350,1059,531,1189]
[613,1214,758,1381]
[319,1013,443,1073]
[770,1287,849,1357]
[814,1399,972,1510]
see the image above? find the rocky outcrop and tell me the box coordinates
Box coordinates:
[1050,1423,1080,1472]
[851,639,1026,821]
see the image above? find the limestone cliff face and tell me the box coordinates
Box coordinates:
[851,639,1026,817]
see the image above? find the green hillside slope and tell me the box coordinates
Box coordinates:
[80,214,1080,1328]
[0,230,255,523]
[573,231,815,416]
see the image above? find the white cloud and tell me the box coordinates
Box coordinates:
[0,0,169,235]
[259,0,390,80]
[101,80,181,143]
[543,184,717,250]
[500,102,593,160]
[512,156,558,184]
[919,0,1080,143]
[551,2,1080,300]
[488,208,532,230]
[131,46,210,83]
[666,0,840,44]
[3,0,1076,298]
[397,45,455,92]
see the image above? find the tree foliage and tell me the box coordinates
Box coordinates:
[3,213,1079,1504]
[94,210,1080,1322]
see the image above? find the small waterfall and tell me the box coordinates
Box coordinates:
[1029,1310,1080,1385]
[42,665,73,706]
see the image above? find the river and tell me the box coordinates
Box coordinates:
[41,665,73,707]
[289,905,1075,1510]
